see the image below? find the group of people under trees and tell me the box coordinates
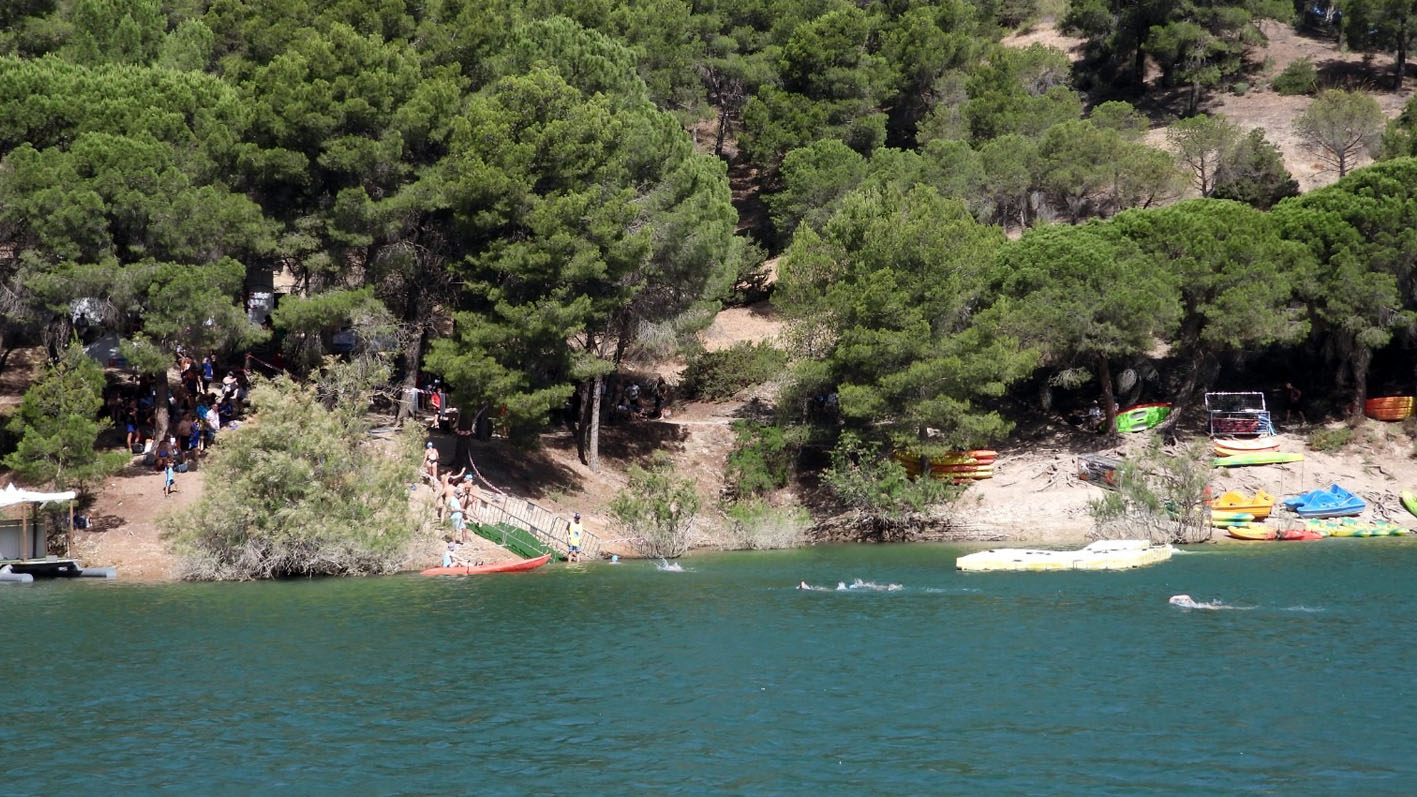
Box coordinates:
[564,374,671,428]
[102,350,253,495]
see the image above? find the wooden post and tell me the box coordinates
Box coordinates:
[68,502,75,558]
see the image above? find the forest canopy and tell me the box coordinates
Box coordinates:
[0,0,1415,476]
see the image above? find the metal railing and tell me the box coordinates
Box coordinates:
[1204,392,1273,438]
[473,491,602,560]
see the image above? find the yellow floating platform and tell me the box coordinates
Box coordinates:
[955,540,1175,572]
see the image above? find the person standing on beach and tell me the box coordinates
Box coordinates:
[447,486,466,542]
[423,440,440,482]
[567,513,584,562]
[1283,382,1307,426]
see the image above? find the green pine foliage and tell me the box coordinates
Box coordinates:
[4,0,1417,539]
[824,431,954,518]
[164,368,424,580]
[679,342,788,402]
[777,185,1033,449]
[725,420,796,499]
[3,344,127,493]
[983,222,1180,424]
[1379,97,1417,160]
[1272,57,1319,95]
[1212,128,1300,209]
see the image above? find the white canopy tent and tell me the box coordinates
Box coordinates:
[0,483,78,561]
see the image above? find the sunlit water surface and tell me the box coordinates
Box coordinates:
[5,541,1417,793]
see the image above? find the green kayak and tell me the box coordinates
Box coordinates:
[1213,452,1305,467]
[1116,403,1172,433]
[1402,490,1417,518]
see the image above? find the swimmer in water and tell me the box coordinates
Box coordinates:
[797,581,830,591]
[837,578,903,592]
[1169,594,1237,610]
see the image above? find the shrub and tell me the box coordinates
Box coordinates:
[1088,439,1211,544]
[165,363,424,580]
[610,452,701,559]
[725,499,811,549]
[1272,58,1318,96]
[719,240,774,305]
[679,341,788,401]
[1230,81,1250,95]
[725,421,796,499]
[1309,426,1354,452]
[824,431,953,517]
[1212,127,1300,209]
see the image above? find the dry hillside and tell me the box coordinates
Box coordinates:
[1003,19,1416,192]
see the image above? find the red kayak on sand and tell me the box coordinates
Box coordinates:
[420,553,553,575]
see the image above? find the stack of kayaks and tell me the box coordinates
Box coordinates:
[1211,489,1275,519]
[1116,403,1171,433]
[1227,526,1324,541]
[1213,451,1304,467]
[1283,484,1366,518]
[1212,437,1280,457]
[1303,518,1406,537]
[1364,396,1415,422]
[894,450,998,482]
[1210,510,1256,528]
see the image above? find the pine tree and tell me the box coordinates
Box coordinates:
[4,344,127,492]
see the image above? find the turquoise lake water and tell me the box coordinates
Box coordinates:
[5,541,1417,793]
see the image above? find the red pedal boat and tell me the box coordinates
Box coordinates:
[420,553,553,575]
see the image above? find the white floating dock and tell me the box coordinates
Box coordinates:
[956,539,1174,572]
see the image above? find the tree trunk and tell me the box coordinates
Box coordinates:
[1350,346,1372,420]
[395,327,425,425]
[1097,354,1117,438]
[1174,318,1206,411]
[1396,22,1408,91]
[1132,36,1148,88]
[575,378,591,465]
[588,372,603,474]
[154,370,171,445]
[715,107,730,157]
[43,316,72,362]
[453,409,476,472]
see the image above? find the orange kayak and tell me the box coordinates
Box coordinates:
[420,553,553,575]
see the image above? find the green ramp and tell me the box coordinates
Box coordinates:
[470,522,561,561]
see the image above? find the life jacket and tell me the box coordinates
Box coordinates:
[568,521,583,546]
